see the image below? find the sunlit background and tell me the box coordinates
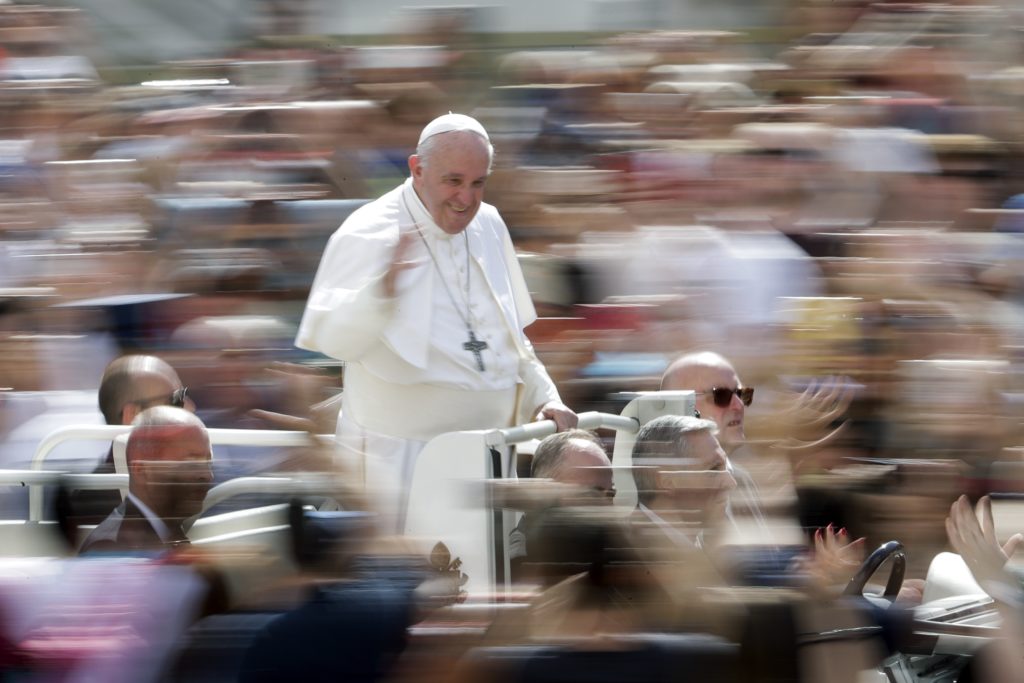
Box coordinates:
[1,0,1024,680]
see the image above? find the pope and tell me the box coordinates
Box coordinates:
[296,113,577,523]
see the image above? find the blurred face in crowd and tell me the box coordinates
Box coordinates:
[409,131,490,235]
[555,438,616,504]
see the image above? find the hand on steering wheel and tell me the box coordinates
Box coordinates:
[843,540,906,607]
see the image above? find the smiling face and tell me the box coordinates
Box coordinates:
[408,131,491,235]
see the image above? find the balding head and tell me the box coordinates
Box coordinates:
[98,355,189,425]
[127,406,212,525]
[661,351,748,453]
[531,429,615,503]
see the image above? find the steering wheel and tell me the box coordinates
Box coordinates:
[843,540,906,604]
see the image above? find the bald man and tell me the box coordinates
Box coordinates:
[529,429,616,502]
[660,351,767,536]
[79,406,213,553]
[661,351,751,455]
[64,355,193,531]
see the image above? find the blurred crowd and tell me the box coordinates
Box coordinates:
[2,0,1024,681]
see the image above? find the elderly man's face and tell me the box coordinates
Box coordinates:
[409,132,489,235]
[136,425,214,523]
[689,364,747,453]
[555,439,615,504]
[658,429,736,526]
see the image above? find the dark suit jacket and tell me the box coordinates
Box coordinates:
[238,578,413,683]
[78,497,184,554]
[62,447,125,532]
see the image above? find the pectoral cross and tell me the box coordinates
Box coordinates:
[463,329,488,372]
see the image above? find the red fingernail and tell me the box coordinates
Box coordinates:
[839,527,848,536]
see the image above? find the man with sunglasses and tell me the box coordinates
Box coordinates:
[661,351,752,456]
[660,352,873,593]
[62,355,195,536]
[659,351,770,545]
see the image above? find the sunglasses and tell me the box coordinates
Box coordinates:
[134,386,189,409]
[701,387,754,408]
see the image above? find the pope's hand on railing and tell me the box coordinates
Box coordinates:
[534,401,578,432]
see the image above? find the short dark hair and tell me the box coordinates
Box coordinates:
[98,362,137,425]
[530,429,604,480]
[97,355,180,425]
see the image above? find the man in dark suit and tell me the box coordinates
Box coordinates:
[80,406,213,553]
[63,355,193,537]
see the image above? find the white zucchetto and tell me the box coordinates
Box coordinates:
[417,113,490,145]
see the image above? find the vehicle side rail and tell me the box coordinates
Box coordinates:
[485,411,638,448]
[29,425,334,521]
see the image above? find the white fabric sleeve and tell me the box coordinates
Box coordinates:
[516,334,563,424]
[488,207,563,423]
[295,227,398,362]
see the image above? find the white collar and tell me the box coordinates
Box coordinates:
[403,177,458,242]
[126,492,174,543]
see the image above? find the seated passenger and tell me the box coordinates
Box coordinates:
[509,429,614,583]
[79,406,212,553]
[631,414,737,552]
[630,415,867,596]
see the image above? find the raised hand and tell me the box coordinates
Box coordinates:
[382,230,422,298]
[945,494,1023,597]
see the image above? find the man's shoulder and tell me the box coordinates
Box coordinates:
[79,500,165,554]
[78,503,127,553]
[333,185,403,240]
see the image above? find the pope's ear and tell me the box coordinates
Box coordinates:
[408,154,422,178]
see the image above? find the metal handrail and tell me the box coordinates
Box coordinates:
[201,474,343,513]
[27,412,637,521]
[485,411,638,448]
[28,425,334,521]
[0,469,128,489]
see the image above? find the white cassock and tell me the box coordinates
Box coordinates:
[296,177,561,523]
